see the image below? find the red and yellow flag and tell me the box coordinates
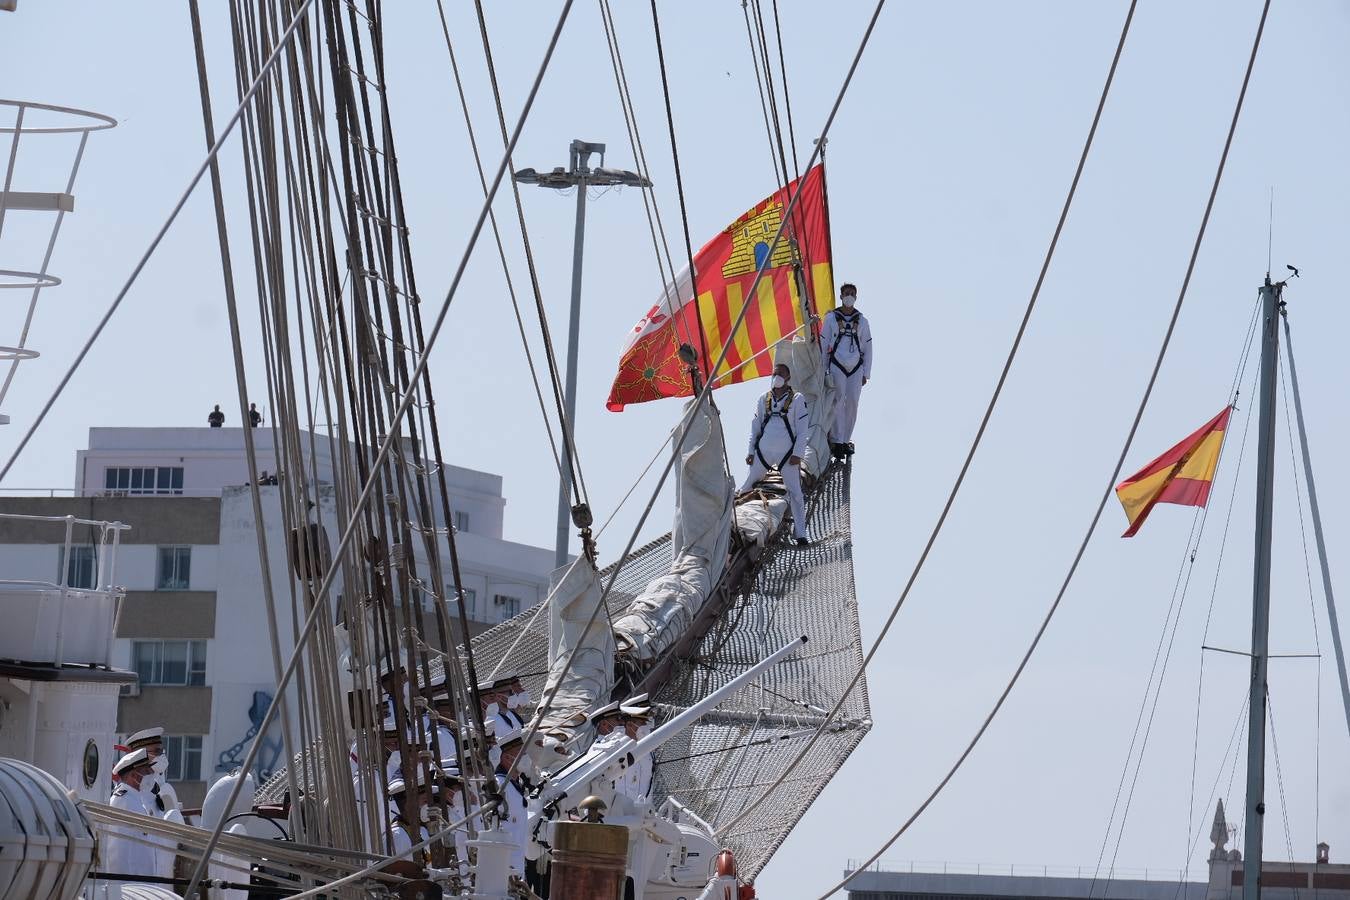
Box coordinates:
[606,164,833,411]
[1115,407,1231,537]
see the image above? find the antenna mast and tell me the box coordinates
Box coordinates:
[1241,274,1284,900]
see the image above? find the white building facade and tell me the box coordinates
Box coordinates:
[0,427,556,805]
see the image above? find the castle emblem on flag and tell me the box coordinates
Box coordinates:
[721,201,795,278]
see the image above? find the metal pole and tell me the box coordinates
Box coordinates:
[1280,311,1350,743]
[1242,278,1282,900]
[555,169,589,569]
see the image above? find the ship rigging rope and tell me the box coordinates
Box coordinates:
[1088,293,1262,900]
[0,0,318,483]
[647,0,717,387]
[179,3,579,889]
[1276,329,1324,855]
[1179,294,1262,891]
[741,0,788,191]
[596,0,701,360]
[809,1,1273,894]
[768,0,802,178]
[469,0,591,511]
[432,0,566,482]
[719,0,1145,845]
[500,0,889,787]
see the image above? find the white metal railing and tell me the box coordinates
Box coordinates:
[0,511,130,665]
[843,860,1197,883]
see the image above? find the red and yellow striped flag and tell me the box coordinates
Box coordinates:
[606,164,832,411]
[1115,407,1232,537]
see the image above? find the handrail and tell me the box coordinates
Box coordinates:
[0,511,130,529]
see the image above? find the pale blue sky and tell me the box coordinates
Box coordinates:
[4,2,1350,896]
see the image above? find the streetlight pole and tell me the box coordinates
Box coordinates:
[514,140,652,570]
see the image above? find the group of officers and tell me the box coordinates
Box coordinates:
[104,727,187,882]
[355,664,655,894]
[740,281,873,544]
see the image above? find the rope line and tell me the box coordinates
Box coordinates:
[810,1,1272,893]
[722,0,1143,845]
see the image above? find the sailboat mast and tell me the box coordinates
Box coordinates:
[1242,275,1284,900]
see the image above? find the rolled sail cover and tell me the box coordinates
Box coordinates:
[613,394,734,662]
[778,336,837,479]
[537,557,613,738]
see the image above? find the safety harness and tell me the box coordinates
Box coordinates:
[754,389,799,470]
[827,308,865,376]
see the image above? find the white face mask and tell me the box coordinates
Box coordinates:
[507,690,529,709]
[771,375,786,389]
[419,805,431,824]
[151,755,169,776]
[842,294,856,308]
[141,773,161,793]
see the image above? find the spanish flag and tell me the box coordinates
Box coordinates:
[1115,407,1231,537]
[606,164,833,411]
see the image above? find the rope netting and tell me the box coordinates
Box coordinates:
[469,461,870,879]
[650,461,870,878]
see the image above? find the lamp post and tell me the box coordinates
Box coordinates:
[514,140,651,570]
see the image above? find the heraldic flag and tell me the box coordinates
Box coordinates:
[606,164,833,411]
[1115,406,1231,537]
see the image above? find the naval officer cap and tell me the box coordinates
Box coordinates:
[588,701,622,723]
[476,671,517,694]
[113,748,153,776]
[125,727,165,749]
[619,695,652,718]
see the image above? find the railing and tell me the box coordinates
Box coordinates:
[843,860,1197,882]
[0,511,130,666]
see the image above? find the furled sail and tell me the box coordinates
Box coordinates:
[612,393,734,663]
[534,557,613,748]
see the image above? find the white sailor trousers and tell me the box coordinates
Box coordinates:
[828,364,865,443]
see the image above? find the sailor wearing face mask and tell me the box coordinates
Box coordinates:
[123,727,180,817]
[106,749,168,882]
[616,696,653,801]
[386,772,436,862]
[820,282,872,458]
[740,362,812,545]
[485,710,531,878]
[122,727,185,878]
[424,673,461,771]
[477,672,527,734]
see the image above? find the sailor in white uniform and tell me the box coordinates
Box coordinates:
[616,697,653,802]
[484,711,530,878]
[386,773,434,862]
[424,672,461,772]
[740,362,812,545]
[477,672,527,734]
[820,282,872,457]
[105,749,162,883]
[123,727,182,821]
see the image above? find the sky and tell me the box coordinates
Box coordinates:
[4,1,1350,897]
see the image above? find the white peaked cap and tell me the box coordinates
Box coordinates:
[476,671,516,693]
[113,748,152,776]
[125,727,165,747]
[588,701,621,723]
[620,693,651,717]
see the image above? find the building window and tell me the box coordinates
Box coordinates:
[58,545,97,589]
[162,735,203,782]
[454,511,470,534]
[104,466,184,496]
[493,594,521,620]
[156,546,192,590]
[132,640,207,686]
